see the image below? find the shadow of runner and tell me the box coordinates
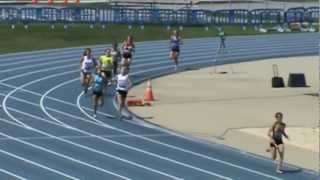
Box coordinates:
[281,167,302,174]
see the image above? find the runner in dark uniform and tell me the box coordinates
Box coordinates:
[170,30,182,70]
[267,112,289,174]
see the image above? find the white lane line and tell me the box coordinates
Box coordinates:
[0,37,315,67]
[38,74,224,179]
[0,40,273,74]
[0,41,312,128]
[0,43,313,118]
[0,38,316,73]
[0,39,314,87]
[0,63,75,83]
[1,70,77,129]
[0,130,132,180]
[0,37,310,179]
[0,142,79,180]
[0,41,314,98]
[0,44,313,113]
[3,108,183,180]
[2,95,30,128]
[0,32,313,61]
[39,78,87,129]
[0,54,289,179]
[0,36,286,63]
[0,133,174,141]
[75,93,232,180]
[0,63,76,128]
[2,66,230,180]
[79,89,283,180]
[75,63,284,180]
[3,83,182,180]
[0,48,296,179]
[0,32,315,60]
[39,82,183,180]
[0,91,115,130]
[0,49,216,126]
[8,103,230,180]
[0,82,115,119]
[0,58,76,73]
[0,168,28,180]
[40,78,116,122]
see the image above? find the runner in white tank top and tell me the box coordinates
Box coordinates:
[80,48,97,93]
[116,68,132,120]
[116,74,130,91]
[81,55,95,74]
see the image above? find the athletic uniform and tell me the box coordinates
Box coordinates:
[270,124,286,147]
[170,36,181,53]
[99,55,113,80]
[81,55,95,76]
[92,74,104,97]
[116,74,130,98]
[122,42,135,59]
[121,44,133,70]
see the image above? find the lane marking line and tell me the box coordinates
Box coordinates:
[0,168,28,180]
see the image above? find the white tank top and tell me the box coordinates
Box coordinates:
[117,74,130,91]
[82,56,94,73]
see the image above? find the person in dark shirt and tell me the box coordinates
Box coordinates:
[267,112,289,174]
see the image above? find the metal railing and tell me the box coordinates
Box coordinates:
[0,6,318,25]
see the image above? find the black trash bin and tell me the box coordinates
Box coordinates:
[288,73,307,87]
[272,76,285,88]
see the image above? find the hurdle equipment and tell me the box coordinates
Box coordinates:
[271,64,285,88]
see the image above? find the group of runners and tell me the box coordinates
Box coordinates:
[80,35,135,119]
[79,30,182,119]
[79,30,287,174]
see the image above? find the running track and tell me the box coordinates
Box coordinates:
[0,33,319,180]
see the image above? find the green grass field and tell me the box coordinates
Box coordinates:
[0,24,305,54]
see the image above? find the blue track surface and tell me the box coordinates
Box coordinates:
[0,33,319,180]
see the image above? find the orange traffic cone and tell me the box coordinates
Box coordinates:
[76,0,80,5]
[127,98,144,107]
[144,79,154,101]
